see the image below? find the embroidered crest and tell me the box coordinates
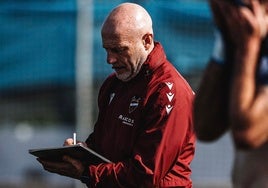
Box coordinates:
[129,96,141,113]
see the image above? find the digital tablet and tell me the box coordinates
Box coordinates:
[29,144,111,165]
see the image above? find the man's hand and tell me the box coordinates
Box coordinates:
[37,155,85,180]
[36,138,89,180]
[210,0,268,48]
[64,138,88,147]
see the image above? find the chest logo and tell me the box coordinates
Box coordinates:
[129,96,141,113]
[118,115,134,126]
[109,93,115,105]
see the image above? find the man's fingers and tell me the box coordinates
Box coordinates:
[37,157,77,177]
[63,155,84,178]
[64,138,74,146]
[251,0,268,38]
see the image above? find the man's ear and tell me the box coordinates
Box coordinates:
[142,33,153,50]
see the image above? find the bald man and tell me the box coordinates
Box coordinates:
[38,3,195,187]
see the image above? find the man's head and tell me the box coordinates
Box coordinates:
[101,3,154,82]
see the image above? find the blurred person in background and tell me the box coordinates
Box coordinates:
[37,2,195,187]
[194,0,268,187]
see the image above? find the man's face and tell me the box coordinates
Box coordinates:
[102,32,147,82]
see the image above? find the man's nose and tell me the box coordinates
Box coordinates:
[107,52,117,64]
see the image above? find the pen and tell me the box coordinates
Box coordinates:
[73,132,77,145]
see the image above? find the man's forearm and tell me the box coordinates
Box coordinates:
[194,60,230,141]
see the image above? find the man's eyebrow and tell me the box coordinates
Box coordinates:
[103,46,128,50]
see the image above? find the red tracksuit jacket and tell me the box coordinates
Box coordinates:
[85,42,196,187]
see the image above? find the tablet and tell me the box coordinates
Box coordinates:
[29,144,111,165]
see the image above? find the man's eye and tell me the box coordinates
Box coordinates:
[112,47,125,54]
